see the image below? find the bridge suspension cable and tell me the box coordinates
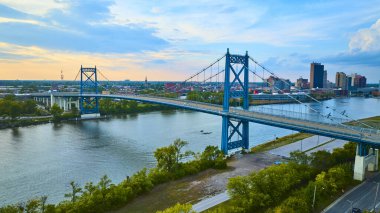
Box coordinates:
[154,54,226,96]
[249,69,373,135]
[248,56,375,130]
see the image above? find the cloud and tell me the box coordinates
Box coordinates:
[0,0,67,16]
[0,1,168,54]
[322,51,380,67]
[349,19,380,52]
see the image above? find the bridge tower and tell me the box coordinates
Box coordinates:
[221,49,250,154]
[80,65,100,115]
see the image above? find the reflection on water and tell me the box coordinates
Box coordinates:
[0,97,379,205]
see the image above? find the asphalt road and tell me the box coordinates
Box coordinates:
[324,173,380,213]
[192,191,229,212]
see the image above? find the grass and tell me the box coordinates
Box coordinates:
[348,116,380,129]
[250,132,313,153]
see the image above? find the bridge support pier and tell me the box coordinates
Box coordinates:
[221,49,250,154]
[221,117,249,154]
[368,148,379,172]
[353,144,379,181]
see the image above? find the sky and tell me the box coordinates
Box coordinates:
[0,0,379,83]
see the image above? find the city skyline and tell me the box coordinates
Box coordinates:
[0,0,380,82]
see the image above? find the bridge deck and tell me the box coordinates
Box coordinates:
[28,92,380,145]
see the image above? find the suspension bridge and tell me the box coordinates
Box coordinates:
[28,49,380,181]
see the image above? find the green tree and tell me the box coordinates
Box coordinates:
[199,146,226,169]
[156,203,195,213]
[128,101,138,112]
[310,150,333,171]
[289,150,309,165]
[64,181,82,203]
[50,103,63,122]
[8,101,22,120]
[154,139,193,173]
[25,199,41,213]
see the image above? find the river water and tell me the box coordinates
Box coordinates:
[0,97,379,205]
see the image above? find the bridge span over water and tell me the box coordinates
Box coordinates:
[30,92,380,147]
[26,49,380,181]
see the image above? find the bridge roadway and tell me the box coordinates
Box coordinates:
[29,92,380,146]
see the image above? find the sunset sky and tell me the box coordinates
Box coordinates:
[0,0,379,82]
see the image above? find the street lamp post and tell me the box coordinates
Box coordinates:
[347,200,353,213]
[373,182,380,212]
[312,184,317,209]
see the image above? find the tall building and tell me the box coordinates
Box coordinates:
[323,70,327,88]
[310,62,325,89]
[335,72,347,90]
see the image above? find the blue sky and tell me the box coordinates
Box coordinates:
[0,0,379,82]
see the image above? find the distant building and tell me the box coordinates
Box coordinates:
[310,62,325,89]
[323,70,327,88]
[348,73,367,89]
[267,76,291,92]
[354,75,366,88]
[335,72,347,90]
[296,77,308,89]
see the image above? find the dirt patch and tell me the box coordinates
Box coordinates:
[113,152,282,213]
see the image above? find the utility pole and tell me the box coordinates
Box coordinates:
[312,184,317,209]
[373,182,379,212]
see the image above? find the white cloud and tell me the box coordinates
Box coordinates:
[0,17,42,25]
[109,1,269,44]
[0,0,67,16]
[349,19,380,52]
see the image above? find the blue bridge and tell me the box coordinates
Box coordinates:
[28,49,380,181]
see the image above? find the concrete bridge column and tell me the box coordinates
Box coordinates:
[368,148,379,172]
[50,94,55,108]
[354,144,379,181]
[63,98,68,111]
[354,143,367,181]
[59,98,64,110]
[354,155,366,181]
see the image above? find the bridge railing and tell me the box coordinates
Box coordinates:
[47,92,380,140]
[230,107,380,139]
[112,94,380,137]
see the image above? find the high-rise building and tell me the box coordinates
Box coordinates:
[310,62,325,88]
[335,72,347,90]
[323,70,327,88]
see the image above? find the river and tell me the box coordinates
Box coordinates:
[0,97,379,205]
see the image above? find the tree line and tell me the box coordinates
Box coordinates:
[0,139,227,213]
[161,142,358,213]
[0,95,42,119]
[99,99,173,115]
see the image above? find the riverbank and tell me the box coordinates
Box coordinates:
[0,105,175,130]
[115,152,283,213]
[139,116,380,212]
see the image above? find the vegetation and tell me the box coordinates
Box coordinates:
[186,91,244,106]
[0,139,227,213]
[203,142,358,213]
[156,203,195,213]
[0,95,43,119]
[99,99,174,115]
[250,132,313,153]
